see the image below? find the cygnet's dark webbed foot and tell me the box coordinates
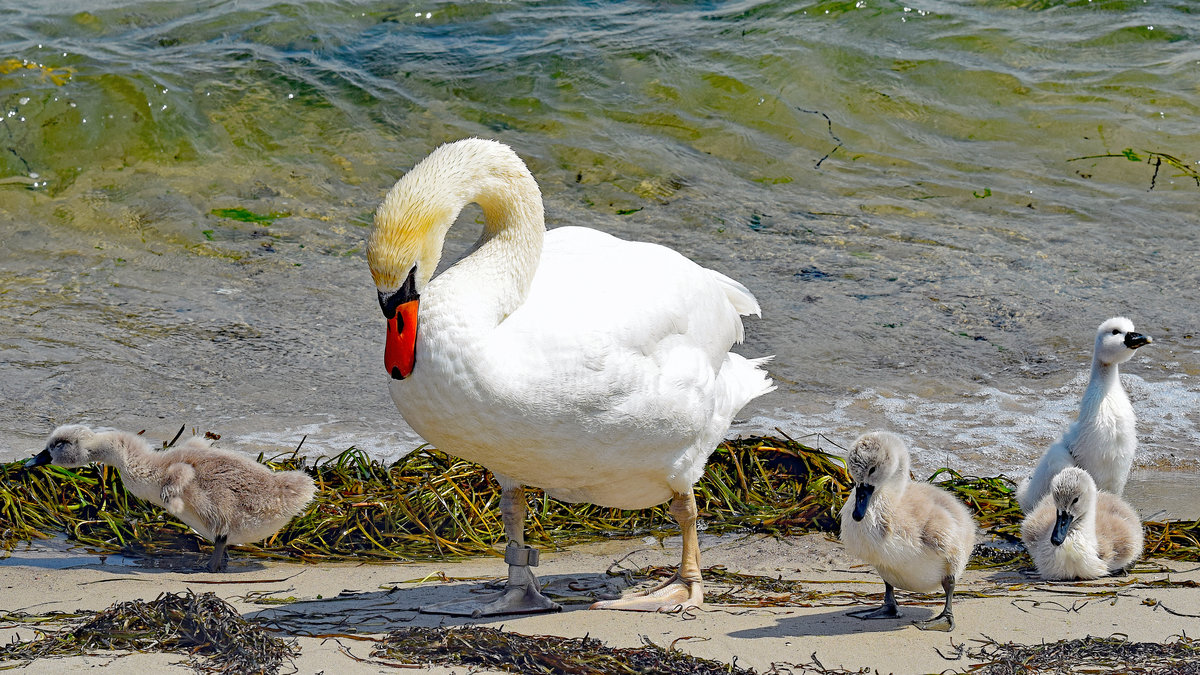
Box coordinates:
[207,535,229,573]
[847,581,902,620]
[915,574,957,631]
[847,604,903,620]
[915,611,954,632]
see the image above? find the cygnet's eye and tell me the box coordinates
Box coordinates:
[1111,328,1121,335]
[868,466,876,476]
[1072,497,1079,505]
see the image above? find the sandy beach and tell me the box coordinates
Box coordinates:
[3,530,1197,674]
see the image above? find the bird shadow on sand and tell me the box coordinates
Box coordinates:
[0,538,269,575]
[728,604,936,638]
[246,571,630,636]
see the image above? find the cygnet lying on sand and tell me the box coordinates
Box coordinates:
[1021,467,1143,580]
[1017,317,1152,513]
[27,425,316,572]
[839,431,977,631]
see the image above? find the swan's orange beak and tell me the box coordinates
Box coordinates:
[385,299,418,380]
[379,267,419,380]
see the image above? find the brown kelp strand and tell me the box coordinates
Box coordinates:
[2,436,1198,563]
[372,625,757,674]
[961,634,1200,674]
[0,590,297,673]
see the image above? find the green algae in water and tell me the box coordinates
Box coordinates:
[210,207,290,224]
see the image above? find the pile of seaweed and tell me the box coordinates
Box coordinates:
[0,590,296,673]
[962,634,1200,674]
[371,625,755,674]
[1,434,1197,564]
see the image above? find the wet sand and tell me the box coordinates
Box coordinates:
[3,532,1197,674]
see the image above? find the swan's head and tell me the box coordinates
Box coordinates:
[367,138,541,380]
[1048,467,1098,546]
[1093,317,1152,367]
[26,424,96,468]
[845,431,910,521]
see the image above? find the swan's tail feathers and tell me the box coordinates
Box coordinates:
[709,270,762,317]
[721,353,776,417]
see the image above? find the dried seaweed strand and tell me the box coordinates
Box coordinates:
[372,625,756,674]
[3,436,1197,565]
[0,590,297,673]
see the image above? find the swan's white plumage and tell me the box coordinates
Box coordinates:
[1017,317,1152,512]
[369,138,773,613]
[1021,467,1143,580]
[375,140,773,511]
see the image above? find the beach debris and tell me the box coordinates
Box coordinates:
[2,435,1198,564]
[371,624,756,674]
[0,590,297,673]
[619,565,1005,610]
[961,634,1200,674]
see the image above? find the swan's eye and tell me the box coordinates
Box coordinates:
[1072,497,1079,505]
[1111,329,1121,335]
[868,467,876,476]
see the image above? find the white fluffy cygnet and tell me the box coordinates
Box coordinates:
[27,425,316,572]
[839,431,977,631]
[1021,467,1143,580]
[1016,317,1152,513]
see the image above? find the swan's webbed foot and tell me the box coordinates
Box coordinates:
[847,581,901,620]
[589,571,702,613]
[420,583,561,617]
[420,544,561,618]
[208,535,229,573]
[592,491,705,613]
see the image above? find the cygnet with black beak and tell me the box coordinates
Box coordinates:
[1017,317,1152,513]
[839,431,977,631]
[1020,467,1143,580]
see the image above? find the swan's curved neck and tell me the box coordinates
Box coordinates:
[458,174,545,319]
[369,140,546,322]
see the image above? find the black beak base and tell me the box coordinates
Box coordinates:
[852,484,875,522]
[1124,332,1152,350]
[25,448,52,469]
[1050,510,1074,547]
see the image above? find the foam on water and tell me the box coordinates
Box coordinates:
[744,372,1200,481]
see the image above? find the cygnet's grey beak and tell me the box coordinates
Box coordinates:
[851,484,874,522]
[1050,510,1074,546]
[1124,332,1152,350]
[25,448,52,468]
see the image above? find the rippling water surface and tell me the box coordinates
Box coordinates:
[1,1,1197,515]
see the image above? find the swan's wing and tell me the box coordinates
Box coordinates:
[485,227,752,420]
[510,226,746,355]
[160,462,197,516]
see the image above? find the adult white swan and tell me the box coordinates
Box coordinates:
[366,138,774,615]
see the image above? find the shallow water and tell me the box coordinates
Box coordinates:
[1,1,1198,509]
